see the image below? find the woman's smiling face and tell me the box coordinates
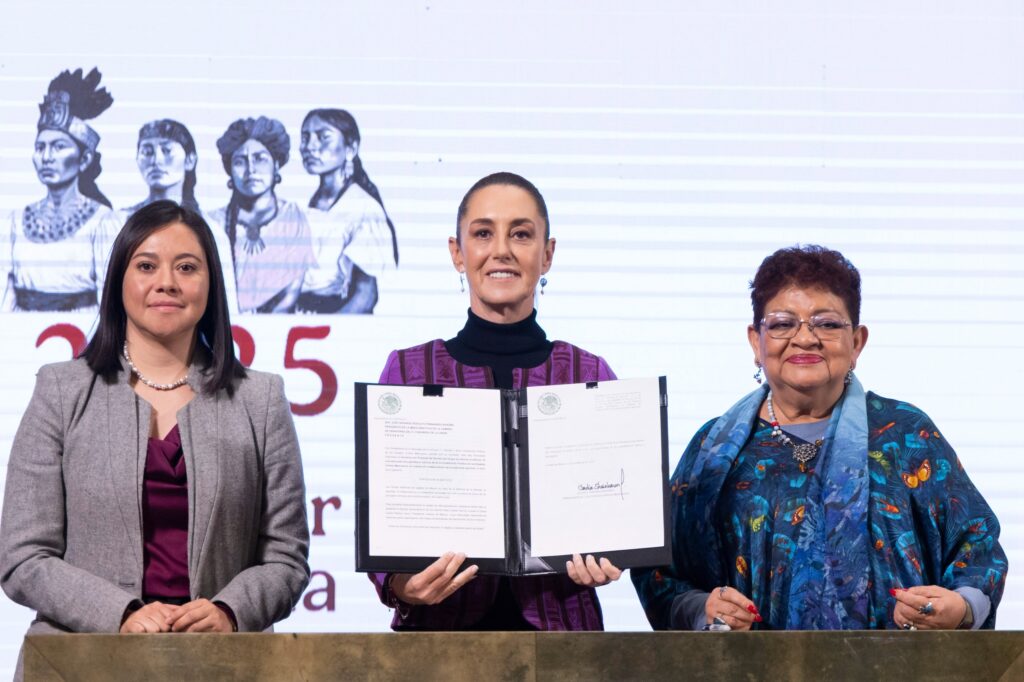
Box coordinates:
[123,221,210,344]
[449,184,555,323]
[749,286,867,400]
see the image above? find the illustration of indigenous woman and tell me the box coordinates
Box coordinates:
[210,117,314,314]
[1,67,121,312]
[298,109,398,314]
[124,119,201,214]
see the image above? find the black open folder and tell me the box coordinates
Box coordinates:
[355,377,671,576]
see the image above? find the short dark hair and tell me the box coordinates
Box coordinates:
[82,200,245,394]
[456,172,550,242]
[750,244,862,328]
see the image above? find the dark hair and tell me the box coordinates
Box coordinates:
[303,108,398,265]
[304,108,361,146]
[216,116,290,171]
[82,200,245,394]
[750,244,862,328]
[138,119,200,213]
[456,172,550,243]
[76,147,112,208]
[215,116,290,259]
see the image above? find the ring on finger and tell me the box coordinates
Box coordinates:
[918,601,935,616]
[719,586,728,598]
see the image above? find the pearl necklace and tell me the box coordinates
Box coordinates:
[122,342,189,390]
[766,390,821,468]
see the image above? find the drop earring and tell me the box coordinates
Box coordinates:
[845,367,854,385]
[459,273,465,293]
[539,277,547,295]
[753,364,763,385]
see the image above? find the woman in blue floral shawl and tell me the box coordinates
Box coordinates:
[632,245,1006,631]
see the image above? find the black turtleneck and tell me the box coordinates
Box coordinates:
[444,309,554,389]
[444,308,552,631]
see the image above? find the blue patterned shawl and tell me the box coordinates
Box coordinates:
[682,378,870,627]
[634,378,1007,630]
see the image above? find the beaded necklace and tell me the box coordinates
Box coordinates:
[23,196,99,243]
[122,342,189,391]
[766,390,822,471]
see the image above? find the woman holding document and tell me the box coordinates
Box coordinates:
[369,172,622,630]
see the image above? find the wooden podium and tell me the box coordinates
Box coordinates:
[24,631,1024,681]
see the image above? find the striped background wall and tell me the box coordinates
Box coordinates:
[0,0,1020,673]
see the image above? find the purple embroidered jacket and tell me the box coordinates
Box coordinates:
[369,339,616,630]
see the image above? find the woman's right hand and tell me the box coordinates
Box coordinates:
[120,601,176,634]
[704,586,762,631]
[390,552,479,606]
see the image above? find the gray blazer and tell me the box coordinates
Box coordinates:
[0,357,310,636]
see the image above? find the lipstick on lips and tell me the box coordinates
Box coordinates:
[786,354,824,365]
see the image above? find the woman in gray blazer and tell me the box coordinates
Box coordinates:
[0,201,310,667]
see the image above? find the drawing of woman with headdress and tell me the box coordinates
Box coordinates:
[210,116,314,314]
[1,67,121,312]
[125,119,201,215]
[298,108,398,314]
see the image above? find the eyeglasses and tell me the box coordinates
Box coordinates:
[760,312,853,340]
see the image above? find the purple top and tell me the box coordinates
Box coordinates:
[142,424,190,599]
[370,339,616,631]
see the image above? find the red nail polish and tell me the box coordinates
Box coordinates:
[889,588,898,597]
[746,604,758,614]
[755,615,763,623]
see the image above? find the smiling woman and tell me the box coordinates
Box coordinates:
[367,172,623,632]
[449,177,554,324]
[632,245,1007,633]
[0,200,310,679]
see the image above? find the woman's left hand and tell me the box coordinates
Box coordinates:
[892,585,967,630]
[566,553,622,587]
[166,599,235,633]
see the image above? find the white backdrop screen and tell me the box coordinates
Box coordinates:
[0,0,1022,674]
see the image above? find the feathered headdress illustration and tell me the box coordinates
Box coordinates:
[37,67,113,153]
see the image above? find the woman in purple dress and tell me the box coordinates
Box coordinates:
[368,172,621,631]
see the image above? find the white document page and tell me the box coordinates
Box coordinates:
[367,385,506,558]
[525,378,665,557]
